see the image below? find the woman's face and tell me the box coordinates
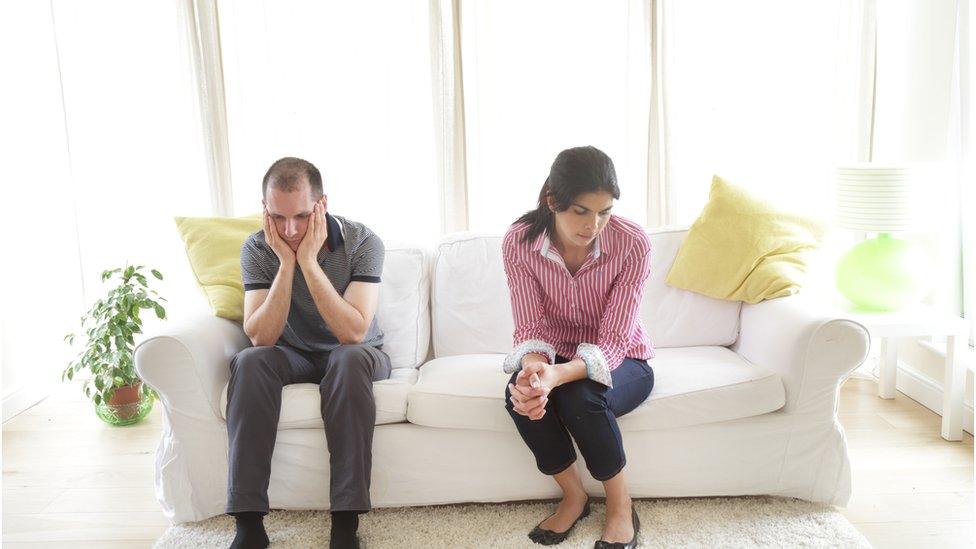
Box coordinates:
[548,190,615,251]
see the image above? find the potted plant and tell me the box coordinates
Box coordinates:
[63,265,167,426]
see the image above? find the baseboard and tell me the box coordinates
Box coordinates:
[2,382,54,423]
[865,361,975,436]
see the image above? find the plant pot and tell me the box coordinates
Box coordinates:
[95,382,153,426]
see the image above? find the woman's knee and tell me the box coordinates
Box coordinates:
[551,379,608,418]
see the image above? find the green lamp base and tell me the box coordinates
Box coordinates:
[835,233,930,312]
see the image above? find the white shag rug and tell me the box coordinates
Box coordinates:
[154,496,871,548]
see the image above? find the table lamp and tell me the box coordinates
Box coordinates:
[834,164,931,311]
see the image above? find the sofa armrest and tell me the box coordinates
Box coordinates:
[134,314,250,523]
[135,313,250,421]
[730,294,870,415]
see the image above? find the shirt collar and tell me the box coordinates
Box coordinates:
[325,213,344,252]
[536,230,603,260]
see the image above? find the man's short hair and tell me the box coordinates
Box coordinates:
[262,157,324,199]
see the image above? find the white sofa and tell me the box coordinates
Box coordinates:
[135,227,870,524]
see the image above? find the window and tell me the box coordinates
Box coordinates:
[460,0,651,232]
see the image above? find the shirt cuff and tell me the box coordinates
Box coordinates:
[575,343,613,389]
[503,339,556,374]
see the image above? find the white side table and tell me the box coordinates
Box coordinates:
[836,303,970,441]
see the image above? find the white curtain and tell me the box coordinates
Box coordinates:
[0,0,81,420]
[954,0,974,346]
[217,0,441,245]
[430,0,470,233]
[180,0,234,217]
[1,0,213,419]
[51,0,212,311]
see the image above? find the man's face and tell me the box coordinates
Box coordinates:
[263,181,322,252]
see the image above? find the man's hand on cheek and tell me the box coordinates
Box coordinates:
[297,198,329,265]
[264,207,296,265]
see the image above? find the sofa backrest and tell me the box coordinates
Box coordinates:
[430,228,741,358]
[376,245,431,368]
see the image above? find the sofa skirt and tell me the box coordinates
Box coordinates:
[155,409,851,523]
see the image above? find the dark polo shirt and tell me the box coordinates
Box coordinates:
[240,213,384,352]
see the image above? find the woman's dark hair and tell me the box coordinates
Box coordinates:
[516,146,620,243]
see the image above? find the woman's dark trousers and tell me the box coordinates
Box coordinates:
[504,356,654,481]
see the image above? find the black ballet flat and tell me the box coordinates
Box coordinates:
[594,506,640,549]
[528,498,592,545]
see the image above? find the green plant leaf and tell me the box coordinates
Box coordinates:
[154,304,166,319]
[93,393,102,405]
[151,269,163,280]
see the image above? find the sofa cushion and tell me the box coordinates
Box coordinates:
[430,229,741,358]
[378,244,432,369]
[641,228,741,348]
[406,347,785,432]
[219,368,417,428]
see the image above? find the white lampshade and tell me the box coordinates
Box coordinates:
[834,164,917,232]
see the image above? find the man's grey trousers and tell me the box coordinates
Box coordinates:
[225,343,392,514]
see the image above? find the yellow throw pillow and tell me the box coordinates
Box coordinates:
[665,175,826,304]
[174,214,262,321]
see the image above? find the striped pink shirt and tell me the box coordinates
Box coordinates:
[502,215,655,378]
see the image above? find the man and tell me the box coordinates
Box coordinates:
[226,157,390,549]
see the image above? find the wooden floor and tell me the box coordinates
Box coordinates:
[3,377,973,548]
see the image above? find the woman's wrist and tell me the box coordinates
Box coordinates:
[520,353,550,369]
[553,358,587,386]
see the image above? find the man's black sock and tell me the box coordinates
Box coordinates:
[330,511,360,547]
[230,511,269,549]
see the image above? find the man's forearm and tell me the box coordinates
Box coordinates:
[299,258,369,344]
[244,262,294,346]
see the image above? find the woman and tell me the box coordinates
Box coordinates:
[503,146,655,548]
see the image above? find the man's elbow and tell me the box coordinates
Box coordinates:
[247,331,275,347]
[336,325,369,345]
[244,324,273,347]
